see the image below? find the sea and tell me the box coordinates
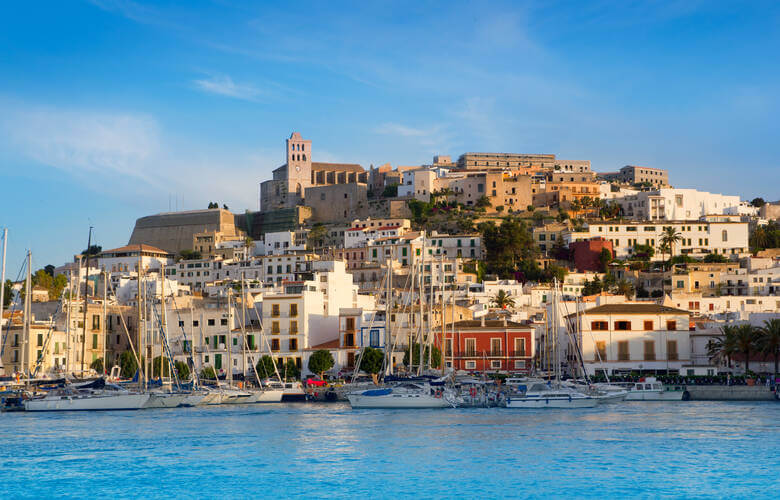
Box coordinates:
[1,401,778,499]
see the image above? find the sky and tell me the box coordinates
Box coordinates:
[1,0,779,272]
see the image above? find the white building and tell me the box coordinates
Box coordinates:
[97,244,174,274]
[575,303,692,376]
[345,224,407,249]
[616,188,742,221]
[263,230,308,256]
[425,232,482,259]
[565,219,749,261]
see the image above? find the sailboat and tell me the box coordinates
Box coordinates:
[505,280,597,409]
[24,377,150,411]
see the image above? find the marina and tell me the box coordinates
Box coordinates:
[1,401,777,498]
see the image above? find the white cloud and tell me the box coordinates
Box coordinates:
[193,75,263,101]
[374,122,452,153]
[0,103,271,211]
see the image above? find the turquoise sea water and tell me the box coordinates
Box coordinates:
[1,402,778,499]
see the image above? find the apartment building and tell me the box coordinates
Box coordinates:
[565,220,749,261]
[97,244,174,274]
[442,319,534,373]
[457,152,556,172]
[600,165,669,187]
[617,188,742,221]
[575,303,692,376]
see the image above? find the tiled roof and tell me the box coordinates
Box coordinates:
[312,162,364,173]
[573,303,690,316]
[99,244,171,255]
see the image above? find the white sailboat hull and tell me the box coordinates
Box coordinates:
[625,390,685,401]
[143,393,189,408]
[179,392,207,407]
[24,393,150,411]
[243,389,284,403]
[347,393,452,409]
[506,395,597,408]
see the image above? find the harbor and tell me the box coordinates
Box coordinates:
[1,401,777,498]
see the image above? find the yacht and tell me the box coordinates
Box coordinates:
[241,387,284,403]
[264,380,307,401]
[24,380,150,411]
[623,378,688,401]
[505,382,597,409]
[347,382,459,409]
[143,391,190,409]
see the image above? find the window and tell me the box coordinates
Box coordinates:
[465,360,477,369]
[92,315,100,331]
[272,321,280,334]
[290,304,298,317]
[37,334,43,347]
[490,338,501,356]
[272,304,280,317]
[289,338,298,351]
[643,320,653,330]
[615,321,631,331]
[345,317,355,331]
[514,360,526,370]
[465,338,476,356]
[591,321,608,331]
[370,329,380,347]
[618,341,629,361]
[666,320,677,331]
[722,230,728,242]
[667,340,678,361]
[595,341,606,361]
[208,319,215,326]
[676,280,684,289]
[193,320,199,327]
[221,318,228,326]
[92,334,98,350]
[271,339,280,351]
[514,338,526,356]
[491,360,501,369]
[644,340,656,361]
[290,321,298,334]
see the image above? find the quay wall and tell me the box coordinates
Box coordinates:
[686,385,777,401]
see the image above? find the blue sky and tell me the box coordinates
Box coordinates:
[1,0,779,270]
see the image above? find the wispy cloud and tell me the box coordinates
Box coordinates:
[374,122,452,154]
[0,102,272,210]
[193,74,264,102]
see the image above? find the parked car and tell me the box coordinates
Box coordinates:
[305,376,327,387]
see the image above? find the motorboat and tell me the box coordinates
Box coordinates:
[505,382,597,409]
[623,378,688,401]
[241,388,284,403]
[347,382,460,409]
[264,380,307,402]
[23,379,149,411]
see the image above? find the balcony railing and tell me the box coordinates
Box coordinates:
[449,350,529,358]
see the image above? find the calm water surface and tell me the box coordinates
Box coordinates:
[1,402,778,498]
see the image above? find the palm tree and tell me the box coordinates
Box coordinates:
[491,289,515,309]
[660,227,682,269]
[707,325,737,369]
[615,279,635,299]
[733,323,759,374]
[758,319,780,376]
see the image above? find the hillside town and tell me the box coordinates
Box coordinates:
[2,131,780,403]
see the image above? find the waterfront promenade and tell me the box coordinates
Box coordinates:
[1,402,777,498]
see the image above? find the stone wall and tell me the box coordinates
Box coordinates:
[129,209,240,254]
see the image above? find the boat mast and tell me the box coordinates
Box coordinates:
[227,288,233,387]
[80,227,93,375]
[23,250,31,385]
[439,253,445,376]
[241,273,247,383]
[0,228,6,376]
[65,268,72,375]
[136,251,144,389]
[102,270,107,375]
[417,239,424,375]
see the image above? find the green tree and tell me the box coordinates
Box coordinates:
[479,217,538,279]
[359,347,385,385]
[3,279,11,307]
[307,223,328,250]
[382,183,399,198]
[308,349,334,379]
[475,195,491,209]
[660,227,683,268]
[174,361,190,381]
[200,366,217,380]
[282,359,300,380]
[758,319,780,376]
[632,243,655,261]
[90,358,104,374]
[152,356,172,378]
[615,279,635,299]
[82,245,102,256]
[556,209,569,222]
[491,289,515,309]
[119,351,140,378]
[403,343,441,370]
[598,248,613,273]
[179,249,202,261]
[733,324,759,373]
[751,197,766,208]
[703,253,728,263]
[256,355,277,379]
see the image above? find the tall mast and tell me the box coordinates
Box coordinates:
[136,251,144,389]
[241,273,247,383]
[65,269,72,375]
[80,227,93,374]
[440,253,445,376]
[0,228,6,375]
[386,257,392,375]
[227,289,233,387]
[160,265,165,379]
[102,271,107,375]
[23,250,32,384]
[417,240,424,375]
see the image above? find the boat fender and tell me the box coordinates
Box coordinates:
[469,387,477,398]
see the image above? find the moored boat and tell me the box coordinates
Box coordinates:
[347,382,459,409]
[506,382,597,409]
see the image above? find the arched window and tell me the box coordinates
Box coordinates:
[296,183,302,195]
[301,144,305,151]
[302,154,306,161]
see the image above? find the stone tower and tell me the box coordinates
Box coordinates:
[286,132,312,198]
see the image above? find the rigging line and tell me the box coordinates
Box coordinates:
[105,275,143,379]
[351,265,388,385]
[168,292,201,386]
[0,256,30,357]
[246,300,283,384]
[148,298,181,389]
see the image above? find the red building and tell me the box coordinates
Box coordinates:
[440,319,534,373]
[570,237,614,272]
